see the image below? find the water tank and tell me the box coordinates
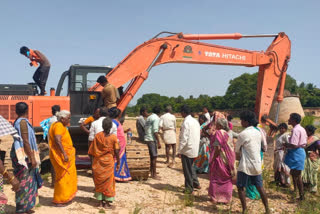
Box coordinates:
[269,96,305,123]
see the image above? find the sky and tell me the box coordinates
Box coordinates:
[0,0,319,105]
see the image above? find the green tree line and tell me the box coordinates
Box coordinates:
[126,72,320,115]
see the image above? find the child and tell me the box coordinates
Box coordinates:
[274,123,290,187]
[88,117,120,208]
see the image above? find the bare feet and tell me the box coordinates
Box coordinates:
[104,201,115,209]
[53,200,72,207]
[53,203,67,207]
[151,175,161,180]
[194,184,201,190]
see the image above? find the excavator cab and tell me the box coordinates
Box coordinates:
[54,65,113,148]
[56,65,113,125]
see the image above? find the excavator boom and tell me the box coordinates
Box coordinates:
[93,32,291,124]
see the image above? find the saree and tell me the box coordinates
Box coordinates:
[88,132,119,201]
[194,123,210,174]
[208,129,235,203]
[49,122,77,204]
[0,115,16,213]
[112,120,132,181]
[302,135,320,192]
[11,118,43,213]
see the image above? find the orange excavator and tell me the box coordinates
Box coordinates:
[93,31,291,128]
[0,31,290,146]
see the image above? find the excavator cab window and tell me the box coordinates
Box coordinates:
[67,65,113,126]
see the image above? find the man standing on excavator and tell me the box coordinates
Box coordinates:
[20,46,51,95]
[96,76,119,110]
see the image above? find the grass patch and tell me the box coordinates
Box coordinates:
[295,195,320,213]
[98,209,105,213]
[35,203,41,208]
[183,192,194,207]
[132,203,143,214]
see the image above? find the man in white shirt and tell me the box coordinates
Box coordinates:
[202,107,211,125]
[48,105,60,128]
[88,107,117,147]
[159,105,177,167]
[235,110,269,214]
[178,105,201,194]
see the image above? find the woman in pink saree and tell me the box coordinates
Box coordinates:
[209,117,235,204]
[109,108,132,181]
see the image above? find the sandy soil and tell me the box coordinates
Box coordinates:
[1,118,299,213]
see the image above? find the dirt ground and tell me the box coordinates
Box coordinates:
[0,118,301,213]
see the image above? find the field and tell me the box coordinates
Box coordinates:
[1,117,320,214]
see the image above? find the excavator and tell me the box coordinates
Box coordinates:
[0,31,290,179]
[93,31,291,129]
[0,31,291,145]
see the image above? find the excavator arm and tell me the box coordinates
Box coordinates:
[93,32,291,125]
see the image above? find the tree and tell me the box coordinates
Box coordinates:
[126,72,320,115]
[224,73,258,109]
[284,74,298,94]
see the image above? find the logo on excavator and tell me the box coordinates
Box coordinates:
[183,45,193,53]
[204,51,246,61]
[183,45,193,59]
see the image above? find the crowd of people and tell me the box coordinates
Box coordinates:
[0,95,319,213]
[135,105,319,214]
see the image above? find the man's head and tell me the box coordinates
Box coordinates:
[165,105,172,113]
[96,76,108,87]
[99,107,109,117]
[198,114,208,125]
[202,107,209,113]
[180,104,191,118]
[227,115,233,122]
[109,108,121,119]
[288,113,301,126]
[51,105,61,116]
[152,105,161,115]
[278,123,288,135]
[93,108,101,120]
[20,46,30,57]
[102,117,113,134]
[140,106,148,117]
[16,102,28,116]
[239,110,258,128]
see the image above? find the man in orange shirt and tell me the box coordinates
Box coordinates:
[20,46,51,95]
[80,108,101,135]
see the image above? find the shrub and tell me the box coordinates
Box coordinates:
[301,115,315,127]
